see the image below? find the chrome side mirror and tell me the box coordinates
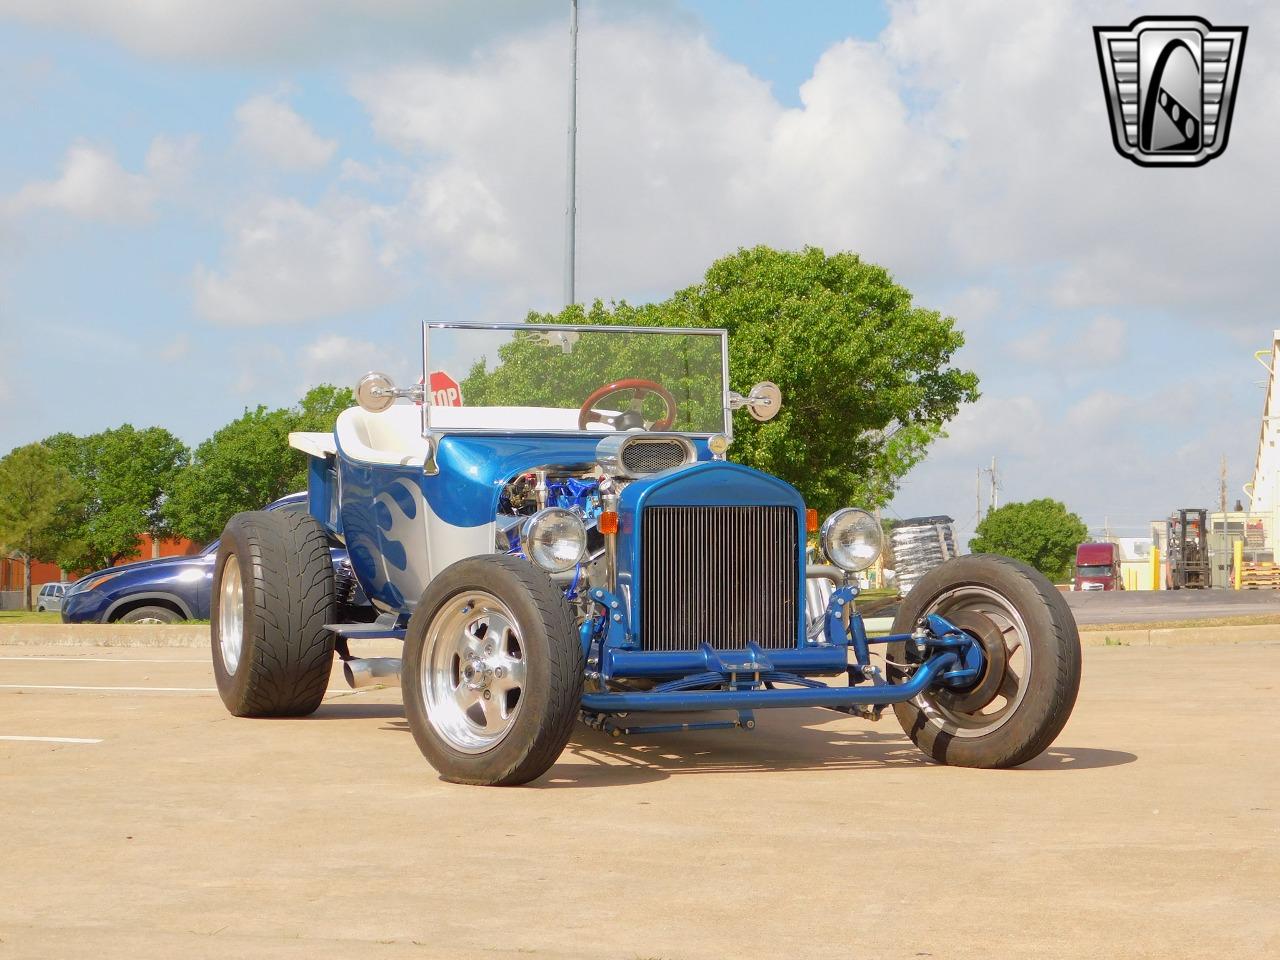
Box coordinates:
[729,381,782,422]
[355,371,423,413]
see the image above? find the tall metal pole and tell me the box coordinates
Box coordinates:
[563,0,579,307]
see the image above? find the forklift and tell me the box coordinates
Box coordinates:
[1166,508,1210,589]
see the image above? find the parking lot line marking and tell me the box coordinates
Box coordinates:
[0,735,103,744]
[0,656,206,663]
[0,684,216,693]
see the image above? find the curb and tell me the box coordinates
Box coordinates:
[0,624,208,648]
[3,622,1279,650]
[1079,623,1280,647]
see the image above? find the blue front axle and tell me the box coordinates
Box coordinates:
[580,649,960,713]
[580,586,983,716]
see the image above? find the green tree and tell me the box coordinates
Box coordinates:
[0,444,81,609]
[43,426,189,571]
[166,385,353,543]
[464,246,978,516]
[969,499,1088,582]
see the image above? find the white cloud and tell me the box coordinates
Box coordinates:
[1007,315,1128,368]
[11,144,152,222]
[299,334,386,391]
[235,94,336,171]
[194,195,400,325]
[5,135,196,223]
[339,2,1280,326]
[350,20,953,305]
[0,0,563,64]
[157,335,190,362]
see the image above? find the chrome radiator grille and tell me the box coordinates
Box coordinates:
[639,505,799,651]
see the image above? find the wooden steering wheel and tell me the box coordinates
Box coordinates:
[577,378,678,431]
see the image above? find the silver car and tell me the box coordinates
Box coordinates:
[36,582,68,613]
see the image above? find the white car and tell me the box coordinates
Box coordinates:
[36,582,68,613]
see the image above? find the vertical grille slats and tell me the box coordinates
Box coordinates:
[640,506,798,651]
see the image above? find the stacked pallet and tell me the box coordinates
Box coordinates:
[1239,561,1280,590]
[891,516,958,595]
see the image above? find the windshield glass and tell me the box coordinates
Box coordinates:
[424,323,729,435]
[1076,565,1113,577]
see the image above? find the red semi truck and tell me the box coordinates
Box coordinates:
[1074,542,1123,591]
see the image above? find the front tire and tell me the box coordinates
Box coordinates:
[211,510,337,717]
[886,554,1081,768]
[403,555,583,786]
[118,605,181,624]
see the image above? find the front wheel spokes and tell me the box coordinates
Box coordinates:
[997,668,1021,702]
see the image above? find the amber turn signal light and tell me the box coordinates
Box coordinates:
[599,511,619,535]
[805,508,819,533]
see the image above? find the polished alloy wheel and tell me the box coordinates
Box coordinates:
[218,555,245,674]
[421,591,527,754]
[915,584,1031,738]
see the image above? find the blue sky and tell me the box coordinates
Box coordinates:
[1,1,1275,547]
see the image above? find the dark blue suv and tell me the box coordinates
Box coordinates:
[62,494,369,624]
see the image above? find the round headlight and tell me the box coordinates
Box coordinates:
[820,508,883,572]
[521,508,588,573]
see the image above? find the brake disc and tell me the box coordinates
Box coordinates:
[932,610,1009,715]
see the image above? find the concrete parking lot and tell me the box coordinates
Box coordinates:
[2,640,1278,959]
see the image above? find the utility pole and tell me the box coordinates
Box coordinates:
[1218,454,1230,589]
[985,456,999,512]
[563,0,579,308]
[1219,454,1229,515]
[976,466,983,521]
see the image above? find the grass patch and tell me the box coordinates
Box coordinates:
[0,610,62,624]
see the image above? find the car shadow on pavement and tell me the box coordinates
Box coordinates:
[311,701,1136,787]
[313,701,406,720]
[533,714,1138,788]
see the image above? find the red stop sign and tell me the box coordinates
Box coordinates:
[428,370,463,407]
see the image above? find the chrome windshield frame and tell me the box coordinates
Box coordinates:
[419,320,732,439]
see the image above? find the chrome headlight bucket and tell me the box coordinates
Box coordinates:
[521,507,588,573]
[820,508,883,573]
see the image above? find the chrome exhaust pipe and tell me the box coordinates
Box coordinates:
[343,657,402,689]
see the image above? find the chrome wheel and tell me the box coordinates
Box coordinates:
[915,585,1031,738]
[421,591,527,754]
[218,555,245,675]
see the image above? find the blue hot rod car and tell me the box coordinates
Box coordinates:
[210,321,1080,786]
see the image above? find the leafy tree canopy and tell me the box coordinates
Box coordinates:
[0,443,81,606]
[166,385,353,543]
[465,245,978,516]
[44,425,188,571]
[969,499,1088,582]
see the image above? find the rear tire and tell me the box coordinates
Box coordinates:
[403,555,582,786]
[211,510,337,718]
[886,554,1081,768]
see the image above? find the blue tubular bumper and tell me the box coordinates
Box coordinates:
[580,651,959,713]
